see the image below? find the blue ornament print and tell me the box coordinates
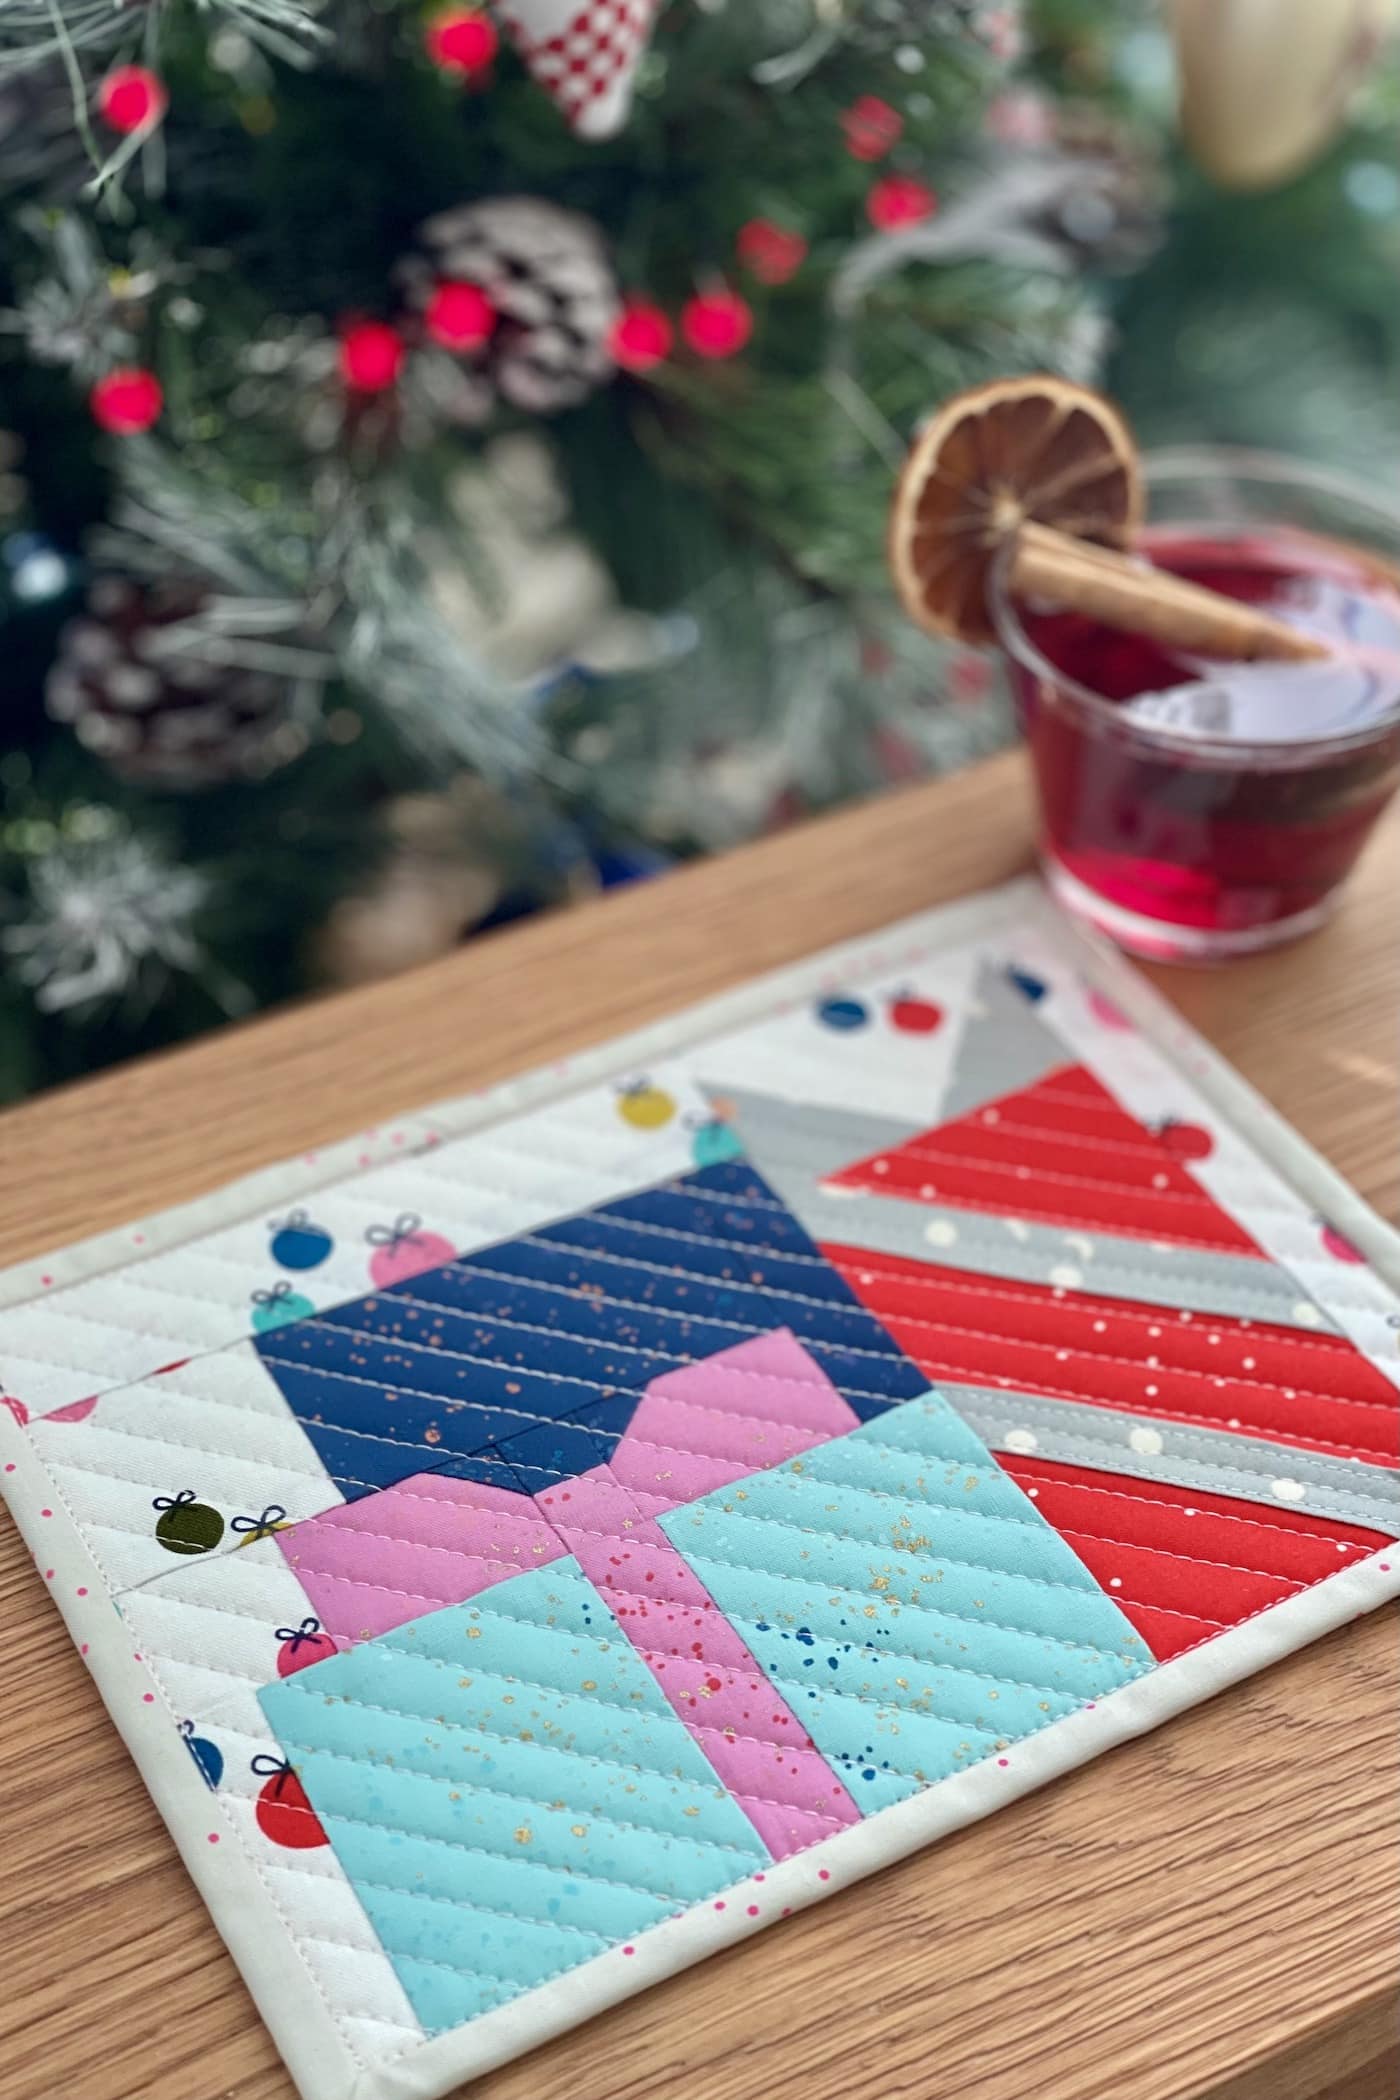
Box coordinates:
[269,1209,334,1270]
[179,1719,224,1790]
[816,995,870,1032]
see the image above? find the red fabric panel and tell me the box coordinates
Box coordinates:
[822,1242,1400,1468]
[826,1063,1262,1256]
[1001,1453,1392,1662]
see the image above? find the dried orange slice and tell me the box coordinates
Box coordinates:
[889,375,1144,644]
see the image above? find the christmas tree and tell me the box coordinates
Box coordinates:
[0,0,1151,1099]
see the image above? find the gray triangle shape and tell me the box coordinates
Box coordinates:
[938,961,1073,1122]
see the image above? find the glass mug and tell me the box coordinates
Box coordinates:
[990,450,1400,962]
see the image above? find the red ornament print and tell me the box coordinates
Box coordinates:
[252,1756,329,1848]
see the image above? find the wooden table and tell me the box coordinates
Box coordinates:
[1,750,1396,2100]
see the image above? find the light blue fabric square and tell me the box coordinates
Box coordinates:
[659,1394,1151,1805]
[259,1560,768,2034]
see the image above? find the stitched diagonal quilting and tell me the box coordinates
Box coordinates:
[259,1559,769,2035]
[657,1395,1151,1810]
[252,1163,927,1501]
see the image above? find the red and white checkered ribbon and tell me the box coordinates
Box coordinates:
[493,0,660,139]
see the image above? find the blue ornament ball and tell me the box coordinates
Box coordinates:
[180,1720,224,1790]
[816,995,870,1032]
[269,1209,333,1270]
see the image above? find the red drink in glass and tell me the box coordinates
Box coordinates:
[993,468,1400,961]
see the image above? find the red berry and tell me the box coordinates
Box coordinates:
[253,1758,329,1849]
[89,368,163,435]
[681,288,753,360]
[609,302,674,373]
[735,219,807,286]
[424,6,498,74]
[842,94,902,162]
[97,64,167,135]
[339,320,404,392]
[425,280,495,351]
[867,174,937,231]
[889,995,943,1036]
[1157,1120,1213,1161]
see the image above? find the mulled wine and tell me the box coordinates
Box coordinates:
[997,521,1400,959]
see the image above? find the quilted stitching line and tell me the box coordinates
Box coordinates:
[669,1491,1122,1612]
[705,1597,1115,1723]
[989,1418,1400,1523]
[517,1209,835,1268]
[266,1333,900,1425]
[273,1563,531,1618]
[321,1872,626,1948]
[33,1425,336,1496]
[1091,1592,1232,1628]
[828,1256,1353,1349]
[666,1520,1142,1665]
[317,1634,743,1738]
[1001,1465,1385,1551]
[329,1505,1395,2080]
[834,1182,1265,1259]
[23,1446,379,2067]
[522,1211,854,1280]
[284,1523,552,1578]
[264,1701,766,1865]
[556,1553,1082,1702]
[1049,1521,1310,1590]
[453,1236,922,1373]
[549,1466,1051,1547]
[822,1224,1386,1317]
[848,1300,1399,1417]
[679,1666,1011,1747]
[931,1115,1187,1163]
[301,1303,891,1418]
[920,1371,1395,1465]
[864,1139,1248,1208]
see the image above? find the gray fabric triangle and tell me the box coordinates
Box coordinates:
[938,960,1073,1121]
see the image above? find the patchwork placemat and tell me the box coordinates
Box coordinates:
[3,875,1397,2100]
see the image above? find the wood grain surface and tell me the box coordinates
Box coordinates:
[1,749,1396,2100]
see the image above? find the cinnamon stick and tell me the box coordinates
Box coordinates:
[1011,520,1327,665]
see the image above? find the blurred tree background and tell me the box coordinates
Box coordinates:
[0,0,1395,1102]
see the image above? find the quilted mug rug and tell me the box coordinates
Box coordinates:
[3,877,1398,2100]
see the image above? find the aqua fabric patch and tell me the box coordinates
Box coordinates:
[252,1161,927,1500]
[257,1559,770,2034]
[658,1395,1151,1808]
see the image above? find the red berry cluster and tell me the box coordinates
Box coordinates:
[840,94,937,232]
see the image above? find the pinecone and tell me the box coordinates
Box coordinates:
[402,197,620,419]
[45,577,312,790]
